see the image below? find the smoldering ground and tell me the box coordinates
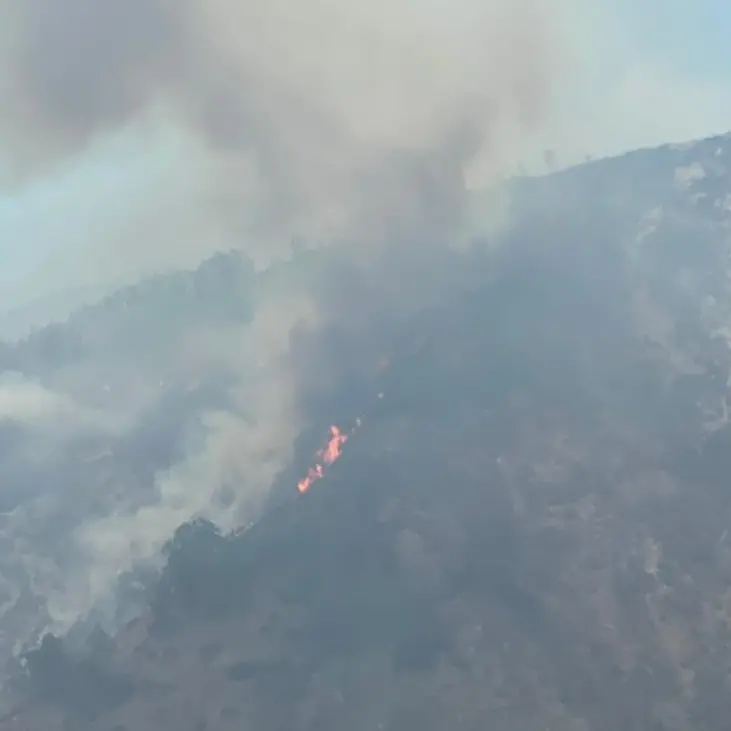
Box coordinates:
[0,0,579,638]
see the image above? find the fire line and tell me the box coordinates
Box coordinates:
[297,424,351,494]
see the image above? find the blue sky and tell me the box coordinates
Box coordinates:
[617,0,731,81]
[1,0,731,315]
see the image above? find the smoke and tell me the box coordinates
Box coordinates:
[0,373,89,428]
[0,371,128,449]
[38,293,314,634]
[1,0,570,243]
[0,0,578,637]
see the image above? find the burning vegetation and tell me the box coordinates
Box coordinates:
[297,424,352,494]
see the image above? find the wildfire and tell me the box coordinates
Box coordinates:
[297,424,350,494]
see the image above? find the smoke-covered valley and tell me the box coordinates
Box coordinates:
[5,130,731,731]
[0,0,577,651]
[5,1,731,729]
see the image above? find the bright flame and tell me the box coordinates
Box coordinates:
[297,424,350,493]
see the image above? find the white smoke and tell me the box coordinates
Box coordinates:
[0,0,579,639]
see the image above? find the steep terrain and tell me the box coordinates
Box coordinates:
[4,134,731,729]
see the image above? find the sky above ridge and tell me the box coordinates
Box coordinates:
[1,0,730,315]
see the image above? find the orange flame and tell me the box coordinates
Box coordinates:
[297,425,350,494]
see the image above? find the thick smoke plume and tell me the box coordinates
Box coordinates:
[0,0,576,637]
[1,0,569,244]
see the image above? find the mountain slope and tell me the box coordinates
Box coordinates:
[5,133,731,730]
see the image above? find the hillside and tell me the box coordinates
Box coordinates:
[4,133,731,730]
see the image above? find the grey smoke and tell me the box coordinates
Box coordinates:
[0,371,128,451]
[0,0,577,636]
[1,0,570,243]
